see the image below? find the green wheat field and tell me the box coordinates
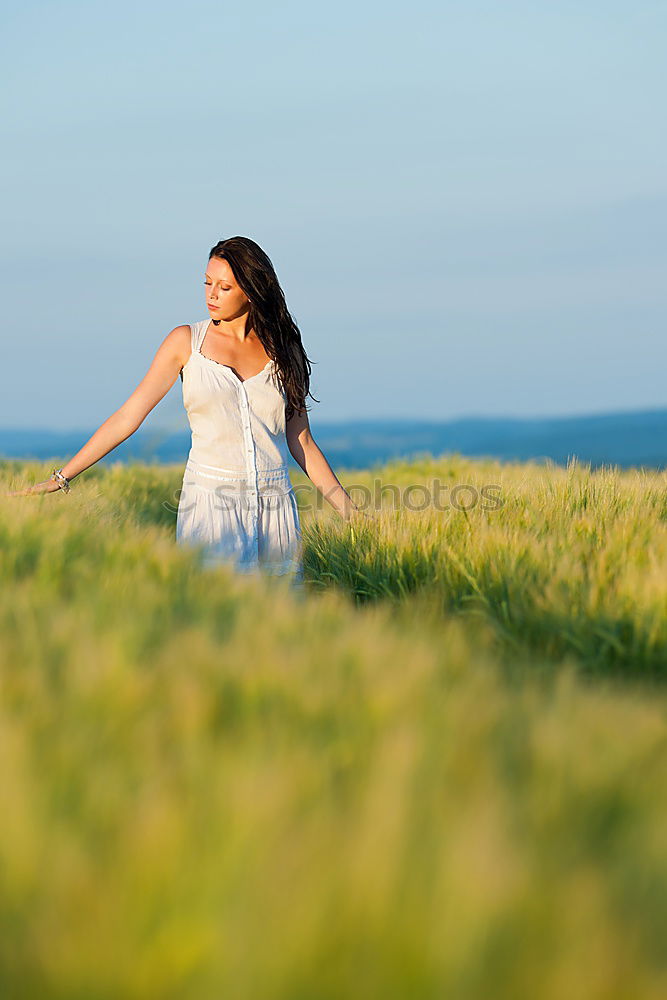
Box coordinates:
[1,453,666,999]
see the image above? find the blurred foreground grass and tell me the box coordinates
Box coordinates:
[1,453,666,999]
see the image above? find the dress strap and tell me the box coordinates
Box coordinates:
[180,322,204,381]
[191,319,211,354]
[189,321,200,353]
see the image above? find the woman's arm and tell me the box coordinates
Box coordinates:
[6,325,191,497]
[286,407,362,521]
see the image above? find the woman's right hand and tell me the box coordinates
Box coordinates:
[5,477,64,497]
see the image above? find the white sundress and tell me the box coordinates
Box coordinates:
[176,319,304,582]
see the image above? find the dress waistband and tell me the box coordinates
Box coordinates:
[184,456,293,495]
[186,456,291,481]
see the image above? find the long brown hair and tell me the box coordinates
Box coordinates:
[208,237,318,421]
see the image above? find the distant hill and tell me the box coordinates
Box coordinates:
[1,408,665,472]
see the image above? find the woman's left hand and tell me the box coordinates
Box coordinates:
[346,507,375,524]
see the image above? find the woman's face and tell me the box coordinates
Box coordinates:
[205,257,250,321]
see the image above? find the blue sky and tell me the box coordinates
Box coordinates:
[1,0,665,434]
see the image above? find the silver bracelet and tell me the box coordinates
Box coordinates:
[51,468,71,493]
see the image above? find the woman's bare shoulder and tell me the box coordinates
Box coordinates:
[164,324,193,367]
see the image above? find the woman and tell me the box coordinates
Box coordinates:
[6,237,362,583]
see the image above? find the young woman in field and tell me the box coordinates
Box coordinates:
[7,236,363,583]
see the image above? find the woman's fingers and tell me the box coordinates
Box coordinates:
[5,480,61,497]
[349,508,376,523]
